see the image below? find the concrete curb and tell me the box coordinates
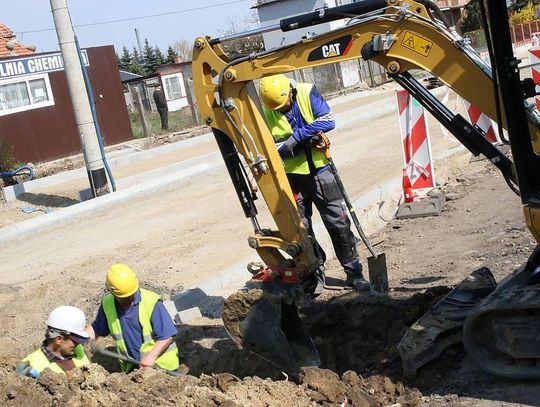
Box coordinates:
[163,255,259,320]
[335,86,447,131]
[0,152,224,244]
[2,132,215,201]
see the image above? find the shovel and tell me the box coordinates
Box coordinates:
[313,133,389,293]
[91,343,183,376]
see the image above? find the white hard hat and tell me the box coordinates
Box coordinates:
[46,306,89,341]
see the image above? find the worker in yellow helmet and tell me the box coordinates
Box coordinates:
[259,74,369,294]
[85,264,180,373]
[16,305,91,378]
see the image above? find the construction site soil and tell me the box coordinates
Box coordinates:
[1,150,540,405]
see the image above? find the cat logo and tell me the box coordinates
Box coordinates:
[308,35,352,62]
[322,43,341,58]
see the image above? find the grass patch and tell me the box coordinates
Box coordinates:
[130,106,198,139]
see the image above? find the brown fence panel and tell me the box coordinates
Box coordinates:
[523,23,531,41]
[0,46,132,164]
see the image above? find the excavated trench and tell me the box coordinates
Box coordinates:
[0,287,452,406]
[306,286,451,376]
[182,286,451,379]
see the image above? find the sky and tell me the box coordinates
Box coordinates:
[1,0,258,55]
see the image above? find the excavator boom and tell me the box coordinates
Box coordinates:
[192,0,540,377]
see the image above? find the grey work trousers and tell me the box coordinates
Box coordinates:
[288,168,362,278]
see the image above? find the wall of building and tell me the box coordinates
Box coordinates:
[257,0,336,50]
[0,46,132,164]
[255,0,371,94]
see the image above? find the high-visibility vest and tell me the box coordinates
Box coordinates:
[21,344,89,375]
[102,288,179,373]
[263,82,329,175]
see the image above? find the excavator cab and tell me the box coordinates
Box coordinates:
[192,0,540,378]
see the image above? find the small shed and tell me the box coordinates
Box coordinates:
[155,62,192,112]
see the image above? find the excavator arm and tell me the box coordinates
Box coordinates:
[192,0,540,376]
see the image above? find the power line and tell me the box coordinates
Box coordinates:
[17,0,251,35]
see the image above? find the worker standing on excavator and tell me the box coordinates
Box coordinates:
[259,74,369,293]
[16,305,91,378]
[85,263,180,373]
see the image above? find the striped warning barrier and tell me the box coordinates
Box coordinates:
[395,89,435,199]
[461,98,501,144]
[529,45,540,110]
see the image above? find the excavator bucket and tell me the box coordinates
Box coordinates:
[221,280,320,374]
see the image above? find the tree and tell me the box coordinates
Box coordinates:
[166,46,178,64]
[130,47,147,76]
[509,1,538,24]
[118,46,133,71]
[173,39,193,62]
[508,0,533,13]
[142,38,159,74]
[155,46,166,66]
[460,0,481,33]
[218,17,264,58]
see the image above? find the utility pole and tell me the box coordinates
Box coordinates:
[50,0,109,197]
[135,28,143,54]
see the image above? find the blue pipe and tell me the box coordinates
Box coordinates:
[74,36,117,192]
[0,165,34,183]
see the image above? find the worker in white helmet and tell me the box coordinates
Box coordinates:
[16,305,90,378]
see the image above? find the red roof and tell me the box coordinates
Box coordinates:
[0,23,36,58]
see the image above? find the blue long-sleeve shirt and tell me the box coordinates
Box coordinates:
[286,85,335,142]
[283,85,335,175]
[92,290,177,363]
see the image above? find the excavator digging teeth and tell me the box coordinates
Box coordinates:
[398,267,497,379]
[221,281,320,374]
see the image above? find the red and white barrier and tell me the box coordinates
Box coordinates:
[529,45,540,110]
[461,99,501,144]
[395,89,435,200]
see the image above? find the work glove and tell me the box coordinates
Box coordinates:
[15,362,40,378]
[276,135,299,159]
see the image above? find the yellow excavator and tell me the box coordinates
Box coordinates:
[192,0,540,379]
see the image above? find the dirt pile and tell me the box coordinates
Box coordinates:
[0,363,423,406]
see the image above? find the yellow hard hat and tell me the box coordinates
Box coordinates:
[106,263,139,298]
[259,74,291,110]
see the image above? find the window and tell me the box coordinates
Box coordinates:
[163,74,185,100]
[0,74,54,116]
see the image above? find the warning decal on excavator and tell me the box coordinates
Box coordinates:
[307,35,352,62]
[401,31,432,57]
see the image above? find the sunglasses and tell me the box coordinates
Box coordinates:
[53,328,89,345]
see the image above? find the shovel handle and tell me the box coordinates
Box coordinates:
[91,343,183,376]
[327,158,378,259]
[312,132,378,258]
[91,343,140,365]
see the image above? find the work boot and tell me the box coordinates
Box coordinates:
[346,274,370,292]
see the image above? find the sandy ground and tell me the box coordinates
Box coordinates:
[1,83,539,405]
[0,84,459,287]
[1,146,538,406]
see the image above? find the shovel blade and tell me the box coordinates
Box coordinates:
[368,252,389,294]
[221,282,320,374]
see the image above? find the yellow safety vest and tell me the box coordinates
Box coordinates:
[263,82,329,175]
[21,344,89,375]
[102,288,179,373]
